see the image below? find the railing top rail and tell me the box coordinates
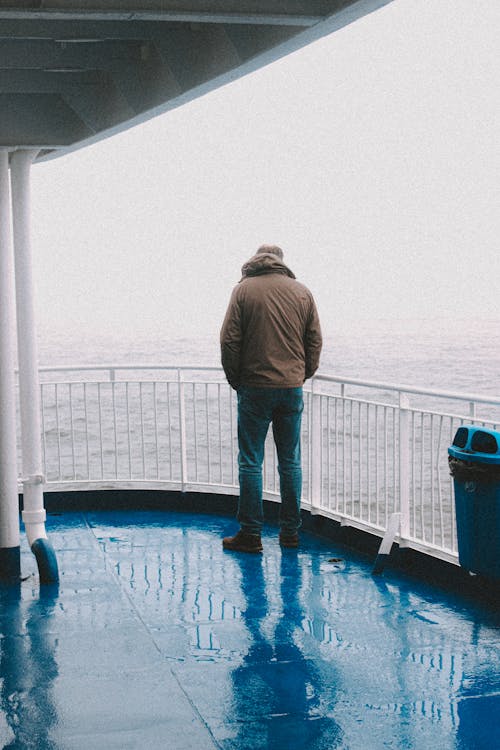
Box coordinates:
[37,364,223,373]
[314,373,500,407]
[35,364,500,407]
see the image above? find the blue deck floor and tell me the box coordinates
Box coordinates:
[0,510,499,749]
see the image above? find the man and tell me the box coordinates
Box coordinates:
[220,244,322,552]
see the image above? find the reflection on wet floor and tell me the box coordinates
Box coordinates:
[0,510,499,749]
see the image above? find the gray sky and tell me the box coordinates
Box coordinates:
[31,0,499,344]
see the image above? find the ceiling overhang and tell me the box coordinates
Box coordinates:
[0,1,393,162]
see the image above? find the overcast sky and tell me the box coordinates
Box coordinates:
[30,0,499,345]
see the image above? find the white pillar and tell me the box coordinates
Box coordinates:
[10,150,47,546]
[0,151,21,580]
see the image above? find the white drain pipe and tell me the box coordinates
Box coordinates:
[10,150,58,583]
[372,512,401,575]
[0,151,21,581]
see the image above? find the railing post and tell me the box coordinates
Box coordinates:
[309,378,322,513]
[398,392,410,542]
[178,369,188,491]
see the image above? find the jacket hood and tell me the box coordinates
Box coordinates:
[240,253,296,280]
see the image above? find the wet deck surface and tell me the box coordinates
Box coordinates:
[1,510,499,749]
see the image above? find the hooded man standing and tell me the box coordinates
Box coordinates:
[220,244,322,552]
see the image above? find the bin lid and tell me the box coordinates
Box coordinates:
[448,426,500,464]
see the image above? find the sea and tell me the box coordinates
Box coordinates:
[37,317,500,400]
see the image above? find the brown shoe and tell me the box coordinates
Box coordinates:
[223,530,263,553]
[279,531,299,548]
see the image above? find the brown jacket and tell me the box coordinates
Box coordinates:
[220,253,322,389]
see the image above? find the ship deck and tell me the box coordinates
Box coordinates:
[1,509,499,749]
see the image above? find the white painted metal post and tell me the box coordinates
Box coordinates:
[310,378,322,513]
[10,150,58,582]
[398,392,410,542]
[0,151,21,580]
[178,369,188,491]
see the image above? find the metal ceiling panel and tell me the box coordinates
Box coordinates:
[0,0,393,160]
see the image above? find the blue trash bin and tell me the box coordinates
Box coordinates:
[448,426,500,578]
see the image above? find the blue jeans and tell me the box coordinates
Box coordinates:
[237,386,304,536]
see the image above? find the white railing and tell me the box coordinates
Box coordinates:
[31,365,500,565]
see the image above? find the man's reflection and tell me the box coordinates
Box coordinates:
[229,550,343,749]
[0,584,60,749]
